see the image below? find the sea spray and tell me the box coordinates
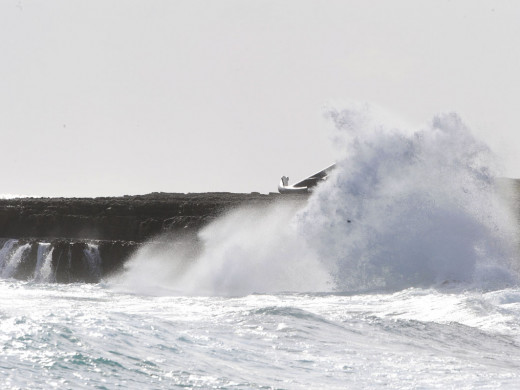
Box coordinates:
[171,202,332,295]
[112,202,332,295]
[33,243,54,283]
[1,243,31,279]
[112,104,519,295]
[298,104,519,291]
[0,239,18,271]
[83,243,102,280]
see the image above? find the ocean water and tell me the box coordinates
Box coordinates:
[2,104,520,388]
[2,281,520,389]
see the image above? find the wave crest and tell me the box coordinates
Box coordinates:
[112,103,520,295]
[299,104,519,290]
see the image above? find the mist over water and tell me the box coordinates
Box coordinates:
[300,104,519,291]
[112,104,520,295]
[112,202,332,296]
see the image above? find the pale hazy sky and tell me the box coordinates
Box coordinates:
[1,0,519,196]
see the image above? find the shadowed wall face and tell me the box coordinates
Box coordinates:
[0,193,306,283]
[0,193,287,241]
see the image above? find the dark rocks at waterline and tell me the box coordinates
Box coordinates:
[0,238,140,283]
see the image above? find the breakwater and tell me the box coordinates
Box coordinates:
[1,181,519,285]
[0,192,303,283]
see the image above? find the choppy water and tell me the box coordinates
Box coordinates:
[2,104,520,388]
[1,281,520,389]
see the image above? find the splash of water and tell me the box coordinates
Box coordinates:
[112,104,519,295]
[112,202,332,296]
[299,103,519,290]
[83,243,102,280]
[33,243,55,283]
[1,243,31,279]
[0,239,18,270]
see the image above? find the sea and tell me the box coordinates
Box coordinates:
[1,105,520,389]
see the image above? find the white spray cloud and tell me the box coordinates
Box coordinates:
[111,103,519,296]
[298,103,519,290]
[110,201,332,296]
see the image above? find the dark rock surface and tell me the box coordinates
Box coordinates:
[0,192,302,242]
[0,192,307,282]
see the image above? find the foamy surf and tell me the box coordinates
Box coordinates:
[2,280,520,389]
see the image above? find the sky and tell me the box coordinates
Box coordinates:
[1,0,519,197]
